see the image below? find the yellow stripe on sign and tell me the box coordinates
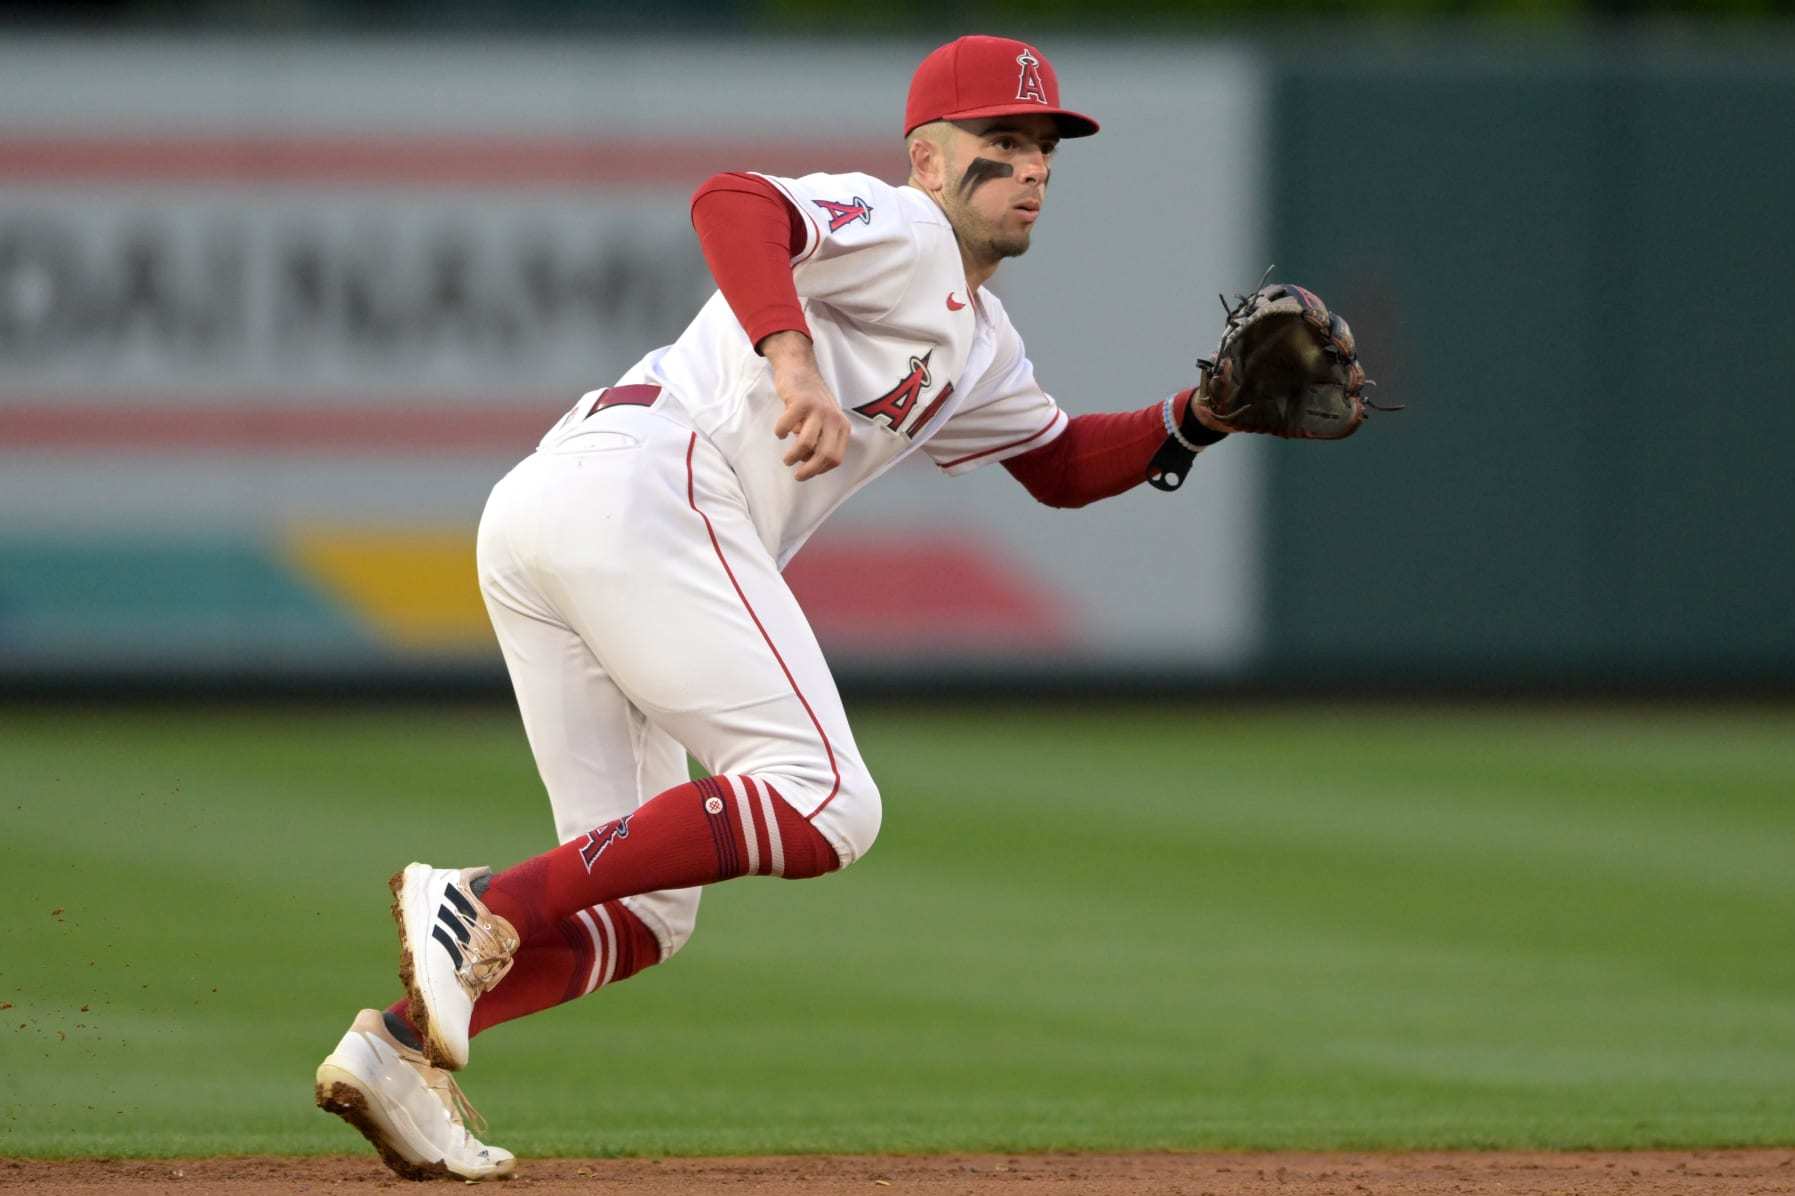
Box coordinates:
[283,525,492,652]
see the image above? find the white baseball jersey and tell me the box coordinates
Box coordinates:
[565,170,1069,568]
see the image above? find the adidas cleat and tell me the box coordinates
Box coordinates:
[315,1008,516,1181]
[391,863,519,1071]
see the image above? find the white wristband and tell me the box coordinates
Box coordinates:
[1162,395,1209,454]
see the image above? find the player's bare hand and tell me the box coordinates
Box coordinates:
[764,332,851,481]
[778,389,851,481]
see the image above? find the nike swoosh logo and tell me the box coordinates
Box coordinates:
[946,292,966,311]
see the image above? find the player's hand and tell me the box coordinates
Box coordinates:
[763,332,851,481]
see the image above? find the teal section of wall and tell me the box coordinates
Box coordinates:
[1263,48,1795,683]
[0,538,375,673]
[1610,68,1795,671]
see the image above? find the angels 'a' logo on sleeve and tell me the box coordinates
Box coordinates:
[855,349,955,439]
[813,196,874,232]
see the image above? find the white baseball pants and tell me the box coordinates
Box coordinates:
[474,399,882,957]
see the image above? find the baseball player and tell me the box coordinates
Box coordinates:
[315,34,1368,1180]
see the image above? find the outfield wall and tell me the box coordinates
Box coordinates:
[4,36,1792,688]
[1259,41,1795,687]
[0,38,1266,683]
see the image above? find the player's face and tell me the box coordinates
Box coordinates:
[942,116,1060,262]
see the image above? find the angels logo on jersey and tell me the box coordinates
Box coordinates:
[855,349,955,439]
[813,197,873,232]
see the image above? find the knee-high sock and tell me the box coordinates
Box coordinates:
[480,776,837,943]
[385,898,661,1039]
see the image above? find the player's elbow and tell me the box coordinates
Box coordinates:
[1029,485,1091,509]
[1003,444,1089,508]
[1014,471,1091,508]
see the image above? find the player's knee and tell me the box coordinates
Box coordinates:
[818,769,882,871]
[753,767,880,877]
[622,888,701,959]
[658,913,699,959]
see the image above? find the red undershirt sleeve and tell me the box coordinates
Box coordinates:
[1002,388,1201,508]
[690,172,811,351]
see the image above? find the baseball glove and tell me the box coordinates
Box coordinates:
[1195,280,1377,440]
[1146,276,1390,491]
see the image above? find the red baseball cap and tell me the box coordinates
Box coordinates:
[904,35,1100,139]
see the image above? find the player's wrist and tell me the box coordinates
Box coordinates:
[1175,387,1230,445]
[759,330,817,370]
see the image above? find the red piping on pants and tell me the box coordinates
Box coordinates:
[683,433,843,819]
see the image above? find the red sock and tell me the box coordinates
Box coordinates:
[481,776,838,943]
[384,898,662,1040]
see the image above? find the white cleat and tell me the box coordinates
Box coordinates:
[391,863,519,1071]
[315,1008,516,1181]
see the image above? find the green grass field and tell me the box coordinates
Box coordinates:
[4,702,1793,1158]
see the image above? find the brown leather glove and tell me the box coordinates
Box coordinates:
[1195,281,1381,440]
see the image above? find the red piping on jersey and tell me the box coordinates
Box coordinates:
[934,408,1064,471]
[684,433,842,819]
[761,174,825,265]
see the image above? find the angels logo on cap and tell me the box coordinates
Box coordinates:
[904,35,1099,138]
[1014,48,1047,104]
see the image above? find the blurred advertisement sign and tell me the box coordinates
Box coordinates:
[0,41,1265,681]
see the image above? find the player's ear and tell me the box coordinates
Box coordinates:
[906,124,949,192]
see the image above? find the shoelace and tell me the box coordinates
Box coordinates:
[426,1067,489,1137]
[455,902,520,1000]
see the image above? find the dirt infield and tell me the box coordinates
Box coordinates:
[5,1151,1792,1194]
